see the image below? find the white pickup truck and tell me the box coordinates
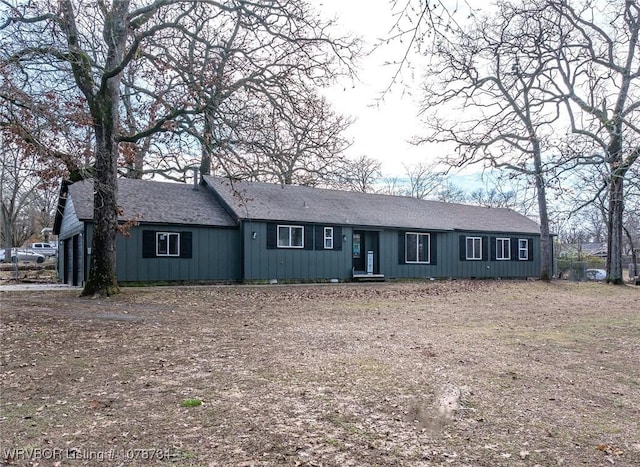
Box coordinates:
[30,242,58,257]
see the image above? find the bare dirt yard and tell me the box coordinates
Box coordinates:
[1,280,639,466]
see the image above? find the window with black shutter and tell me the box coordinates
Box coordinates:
[276,225,304,248]
[496,238,511,260]
[405,232,431,263]
[142,230,192,258]
[315,226,342,250]
[518,238,529,260]
[466,236,482,260]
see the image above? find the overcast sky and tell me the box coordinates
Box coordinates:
[318,1,493,191]
[319,0,429,177]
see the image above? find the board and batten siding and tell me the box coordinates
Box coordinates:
[56,197,86,284]
[57,197,84,239]
[241,221,352,281]
[381,230,540,279]
[81,224,241,282]
[122,225,240,282]
[241,223,541,281]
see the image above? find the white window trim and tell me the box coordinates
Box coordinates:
[324,227,334,249]
[277,225,304,249]
[156,232,180,257]
[406,232,431,264]
[496,237,511,260]
[518,239,529,260]
[466,236,482,260]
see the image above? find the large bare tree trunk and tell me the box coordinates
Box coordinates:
[532,139,553,281]
[83,111,120,296]
[200,108,214,176]
[80,0,129,296]
[607,172,625,284]
[604,124,626,285]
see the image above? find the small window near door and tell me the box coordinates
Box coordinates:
[324,227,334,249]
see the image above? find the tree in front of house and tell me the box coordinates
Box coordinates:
[1,0,358,295]
[209,86,353,186]
[412,1,557,280]
[543,0,640,284]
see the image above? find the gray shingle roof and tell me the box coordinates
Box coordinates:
[204,176,540,234]
[68,178,236,227]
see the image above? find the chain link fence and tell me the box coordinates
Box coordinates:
[557,258,637,282]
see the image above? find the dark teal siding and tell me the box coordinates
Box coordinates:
[58,198,84,238]
[116,225,240,282]
[56,198,86,283]
[384,230,540,279]
[79,224,240,282]
[65,218,540,283]
[243,223,541,281]
[242,222,352,281]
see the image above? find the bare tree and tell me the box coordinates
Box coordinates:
[436,179,467,203]
[622,164,640,277]
[469,188,515,209]
[1,0,358,295]
[403,162,442,199]
[0,136,52,260]
[542,0,640,284]
[164,2,359,180]
[379,176,405,196]
[414,0,558,280]
[223,88,352,185]
[333,155,383,193]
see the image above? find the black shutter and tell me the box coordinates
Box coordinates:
[430,233,437,265]
[511,238,519,261]
[180,232,192,258]
[481,236,489,261]
[142,230,156,258]
[314,226,324,250]
[266,223,277,249]
[490,236,497,261]
[398,231,406,264]
[528,238,534,261]
[334,227,342,251]
[304,225,314,250]
[459,235,466,261]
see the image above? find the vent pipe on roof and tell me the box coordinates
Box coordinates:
[192,166,199,190]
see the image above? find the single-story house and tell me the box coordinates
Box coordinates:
[53,176,543,285]
[53,178,240,285]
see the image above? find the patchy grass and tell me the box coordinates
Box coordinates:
[1,280,639,466]
[180,399,203,408]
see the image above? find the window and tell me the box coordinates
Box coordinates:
[156,232,180,256]
[518,239,529,260]
[406,232,430,263]
[496,238,511,260]
[324,227,334,249]
[278,225,304,248]
[142,230,192,259]
[466,236,482,260]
